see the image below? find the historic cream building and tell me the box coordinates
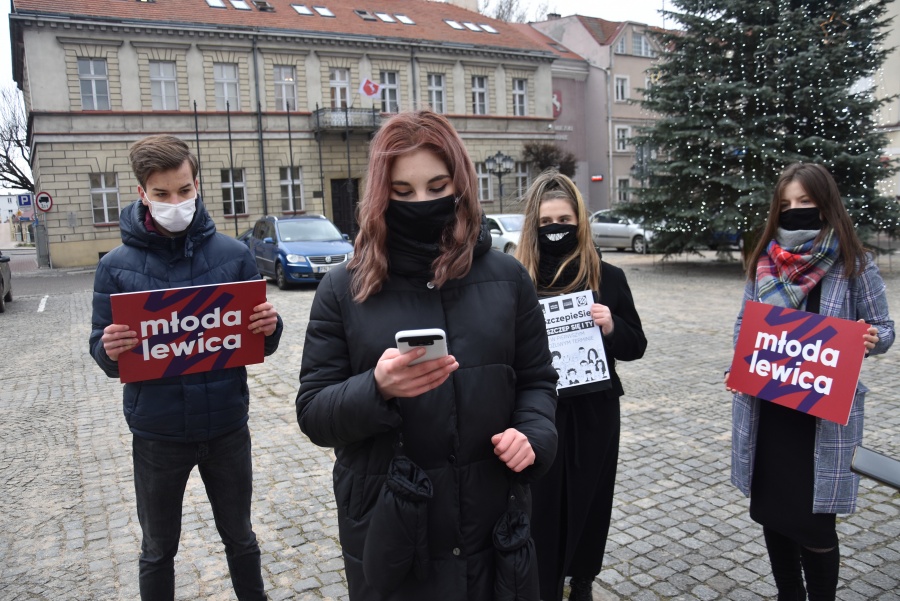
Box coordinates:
[10,0,565,267]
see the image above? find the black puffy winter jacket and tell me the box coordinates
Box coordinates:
[297,232,557,601]
[89,199,282,442]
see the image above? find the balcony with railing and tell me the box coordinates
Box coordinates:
[312,106,382,131]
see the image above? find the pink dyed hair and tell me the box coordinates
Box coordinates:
[348,110,481,302]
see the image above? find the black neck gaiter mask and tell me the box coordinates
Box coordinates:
[385,195,457,244]
[538,223,579,257]
[779,208,824,231]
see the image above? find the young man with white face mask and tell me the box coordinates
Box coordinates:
[89,134,283,601]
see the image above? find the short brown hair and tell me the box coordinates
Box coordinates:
[129,135,199,188]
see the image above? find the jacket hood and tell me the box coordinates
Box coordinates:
[119,197,217,256]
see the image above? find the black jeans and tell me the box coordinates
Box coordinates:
[132,425,265,601]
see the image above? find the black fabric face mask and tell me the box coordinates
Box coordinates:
[538,223,579,257]
[385,195,457,244]
[779,208,824,231]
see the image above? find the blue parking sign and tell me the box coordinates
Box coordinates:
[17,194,33,207]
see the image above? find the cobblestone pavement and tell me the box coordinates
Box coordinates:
[1,250,898,601]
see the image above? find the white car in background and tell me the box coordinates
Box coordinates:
[589,210,654,254]
[486,214,524,254]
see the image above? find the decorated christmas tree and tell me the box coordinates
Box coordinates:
[626,0,899,254]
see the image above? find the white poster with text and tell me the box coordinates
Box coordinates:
[540,290,612,396]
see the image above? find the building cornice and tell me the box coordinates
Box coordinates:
[56,36,123,47]
[12,12,555,64]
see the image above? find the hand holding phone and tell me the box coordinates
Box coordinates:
[395,328,449,366]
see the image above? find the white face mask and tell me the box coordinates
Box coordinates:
[147,197,196,233]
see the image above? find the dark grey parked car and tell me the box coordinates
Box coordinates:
[0,250,12,313]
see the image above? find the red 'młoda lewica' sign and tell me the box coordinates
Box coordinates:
[111,280,267,384]
[728,300,869,426]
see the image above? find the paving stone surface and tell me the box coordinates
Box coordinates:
[0,250,898,600]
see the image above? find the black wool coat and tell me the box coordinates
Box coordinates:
[297,237,558,601]
[530,261,647,601]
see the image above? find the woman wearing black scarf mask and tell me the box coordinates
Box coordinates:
[726,163,894,600]
[516,171,647,601]
[297,110,558,600]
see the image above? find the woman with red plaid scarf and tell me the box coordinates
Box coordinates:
[725,163,894,601]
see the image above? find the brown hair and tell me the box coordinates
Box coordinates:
[745,163,867,279]
[516,170,600,294]
[348,110,481,302]
[129,135,199,188]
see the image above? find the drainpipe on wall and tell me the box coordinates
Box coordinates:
[252,37,268,216]
[410,45,418,107]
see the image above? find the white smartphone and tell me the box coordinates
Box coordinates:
[395,328,449,366]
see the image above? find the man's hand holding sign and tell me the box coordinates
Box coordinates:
[726,300,875,425]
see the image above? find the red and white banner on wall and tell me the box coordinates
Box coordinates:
[111,280,267,383]
[728,301,869,425]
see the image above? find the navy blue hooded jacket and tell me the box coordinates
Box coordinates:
[89,198,283,442]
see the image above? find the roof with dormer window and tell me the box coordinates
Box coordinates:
[11,0,554,55]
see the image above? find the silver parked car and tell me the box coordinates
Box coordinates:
[589,210,653,254]
[486,214,524,254]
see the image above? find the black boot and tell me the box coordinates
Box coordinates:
[568,576,593,601]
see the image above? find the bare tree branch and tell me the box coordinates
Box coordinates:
[0,85,34,193]
[480,0,555,23]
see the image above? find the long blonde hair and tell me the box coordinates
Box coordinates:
[516,170,600,294]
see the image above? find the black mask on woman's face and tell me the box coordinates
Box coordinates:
[385,195,457,244]
[538,223,579,257]
[779,207,824,231]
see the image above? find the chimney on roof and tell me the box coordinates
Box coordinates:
[547,12,561,19]
[443,0,479,12]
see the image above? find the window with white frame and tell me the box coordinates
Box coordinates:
[221,168,246,215]
[514,162,530,198]
[472,76,488,115]
[280,166,304,212]
[380,71,400,113]
[615,35,627,54]
[427,73,445,113]
[90,173,120,223]
[214,63,240,110]
[617,178,631,202]
[274,65,297,111]
[149,61,178,110]
[330,68,350,109]
[615,76,629,102]
[632,33,655,57]
[78,58,110,111]
[512,78,527,116]
[476,163,492,200]
[615,126,631,151]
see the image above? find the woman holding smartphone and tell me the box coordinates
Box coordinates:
[296,110,558,601]
[726,163,893,600]
[516,171,646,601]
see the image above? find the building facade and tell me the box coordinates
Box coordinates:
[531,14,662,210]
[874,0,900,197]
[10,0,564,267]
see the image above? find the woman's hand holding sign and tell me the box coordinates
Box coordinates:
[249,302,279,336]
[591,302,615,336]
[861,320,879,351]
[102,323,138,361]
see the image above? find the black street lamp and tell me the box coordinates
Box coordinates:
[485,151,515,213]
